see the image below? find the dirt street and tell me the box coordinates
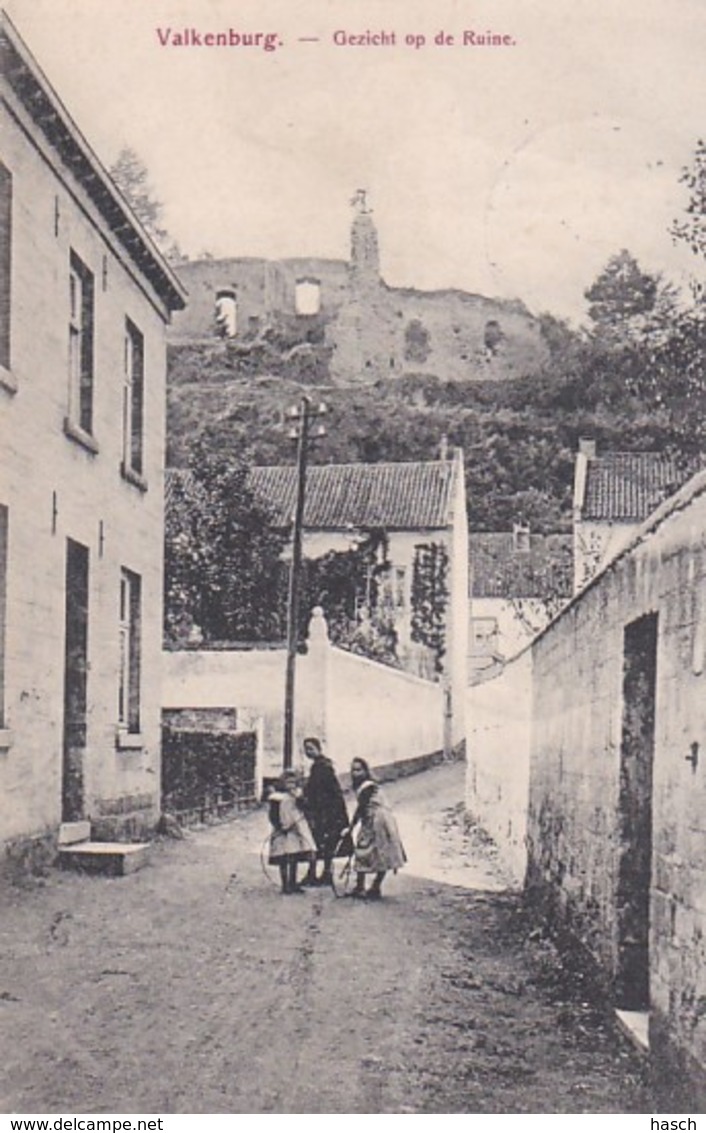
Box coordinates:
[0,763,650,1114]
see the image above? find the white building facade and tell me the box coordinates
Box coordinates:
[0,13,185,864]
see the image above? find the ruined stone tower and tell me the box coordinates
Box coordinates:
[350,188,380,287]
[329,189,386,381]
[168,190,548,386]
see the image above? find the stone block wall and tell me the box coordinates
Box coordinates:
[168,256,547,385]
[526,472,706,1107]
[170,257,350,340]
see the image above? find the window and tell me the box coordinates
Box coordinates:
[394,567,406,608]
[404,318,431,364]
[118,568,141,734]
[68,252,94,434]
[484,319,503,355]
[295,278,321,316]
[215,289,237,337]
[512,523,531,553]
[471,617,498,653]
[0,163,12,374]
[0,506,7,729]
[122,319,144,478]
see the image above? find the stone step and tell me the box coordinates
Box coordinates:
[615,1008,649,1053]
[57,841,151,877]
[58,820,91,846]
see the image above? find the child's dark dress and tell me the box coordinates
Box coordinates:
[304,755,350,859]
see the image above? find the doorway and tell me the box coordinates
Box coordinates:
[62,538,89,822]
[616,612,658,1011]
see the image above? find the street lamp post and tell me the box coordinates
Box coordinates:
[282,396,326,770]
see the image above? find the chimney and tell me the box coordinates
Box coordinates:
[578,437,597,459]
[439,434,449,462]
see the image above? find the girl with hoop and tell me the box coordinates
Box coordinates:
[267,770,316,895]
[347,758,407,900]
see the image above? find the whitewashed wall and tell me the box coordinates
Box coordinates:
[466,649,532,884]
[162,609,445,786]
[326,647,444,774]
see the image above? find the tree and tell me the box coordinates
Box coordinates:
[583,250,672,345]
[164,450,287,645]
[672,139,706,263]
[109,147,186,262]
[626,305,706,452]
[165,455,403,660]
[538,312,583,362]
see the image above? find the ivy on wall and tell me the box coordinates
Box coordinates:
[411,542,449,674]
[166,461,411,671]
[303,527,400,667]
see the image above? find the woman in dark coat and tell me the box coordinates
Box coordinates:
[302,737,349,886]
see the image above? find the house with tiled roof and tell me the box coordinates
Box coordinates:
[248,457,458,534]
[573,440,703,591]
[1,12,186,866]
[469,527,573,683]
[167,451,468,750]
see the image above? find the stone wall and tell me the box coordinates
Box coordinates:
[526,470,706,1108]
[169,256,547,385]
[326,647,445,775]
[170,257,350,338]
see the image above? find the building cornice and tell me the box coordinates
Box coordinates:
[0,10,186,313]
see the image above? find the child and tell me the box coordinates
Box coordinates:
[348,757,407,900]
[267,770,317,895]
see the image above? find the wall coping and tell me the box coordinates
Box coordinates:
[164,641,287,653]
[330,644,441,690]
[163,641,442,692]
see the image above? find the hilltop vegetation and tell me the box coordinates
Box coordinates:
[167,141,706,533]
[167,302,705,534]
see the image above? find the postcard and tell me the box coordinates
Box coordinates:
[1,0,705,1119]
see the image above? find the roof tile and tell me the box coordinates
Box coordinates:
[166,460,457,531]
[249,461,456,529]
[471,533,573,598]
[583,453,703,521]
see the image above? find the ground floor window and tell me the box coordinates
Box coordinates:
[118,567,142,732]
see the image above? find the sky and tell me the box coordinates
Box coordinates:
[5,0,706,323]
